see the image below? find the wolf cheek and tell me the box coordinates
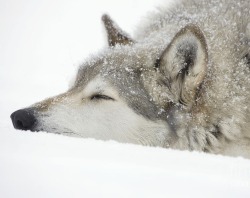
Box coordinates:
[10,0,250,158]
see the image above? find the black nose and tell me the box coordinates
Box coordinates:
[10,109,37,131]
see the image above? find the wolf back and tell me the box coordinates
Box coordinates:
[11,0,250,158]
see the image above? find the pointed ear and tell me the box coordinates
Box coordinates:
[102,14,134,47]
[159,25,208,107]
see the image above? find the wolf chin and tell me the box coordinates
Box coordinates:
[11,0,250,158]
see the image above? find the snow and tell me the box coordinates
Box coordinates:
[1,132,250,198]
[0,0,250,197]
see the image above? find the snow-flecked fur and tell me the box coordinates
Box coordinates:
[11,0,250,158]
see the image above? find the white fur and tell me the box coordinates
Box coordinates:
[37,77,170,146]
[12,0,250,158]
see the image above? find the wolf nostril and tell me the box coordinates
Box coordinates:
[16,120,24,128]
[10,109,37,131]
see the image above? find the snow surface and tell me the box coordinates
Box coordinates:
[0,0,250,197]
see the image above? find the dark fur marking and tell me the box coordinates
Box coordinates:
[154,57,161,70]
[176,42,198,79]
[245,53,250,66]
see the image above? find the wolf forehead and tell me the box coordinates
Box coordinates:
[71,46,167,120]
[74,44,163,81]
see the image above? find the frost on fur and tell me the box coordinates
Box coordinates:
[157,25,208,108]
[11,0,250,159]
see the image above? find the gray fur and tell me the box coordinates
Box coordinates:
[11,0,250,158]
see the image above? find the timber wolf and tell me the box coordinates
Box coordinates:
[10,0,250,158]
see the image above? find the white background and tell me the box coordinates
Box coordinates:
[0,0,250,197]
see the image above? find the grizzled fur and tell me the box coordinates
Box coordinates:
[11,0,250,158]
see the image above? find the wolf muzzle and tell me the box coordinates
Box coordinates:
[10,108,37,131]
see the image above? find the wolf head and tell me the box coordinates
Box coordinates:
[11,15,208,147]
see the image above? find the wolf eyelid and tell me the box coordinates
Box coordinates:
[90,94,114,101]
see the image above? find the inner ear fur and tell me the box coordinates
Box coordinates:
[159,24,208,107]
[102,14,134,47]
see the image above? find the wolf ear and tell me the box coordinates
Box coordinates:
[102,14,134,47]
[159,25,208,107]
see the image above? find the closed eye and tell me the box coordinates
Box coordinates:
[90,94,114,101]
